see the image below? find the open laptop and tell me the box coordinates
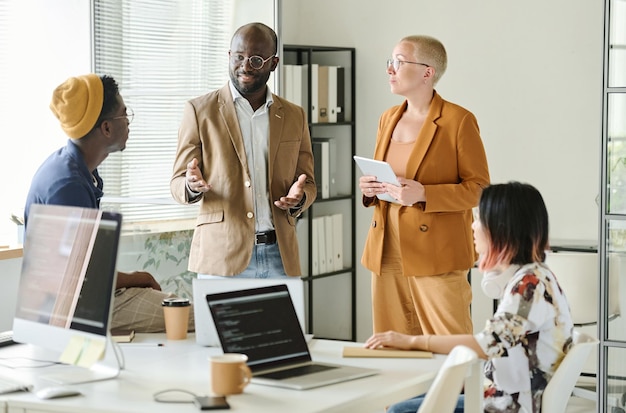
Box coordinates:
[205,284,377,390]
[193,277,307,347]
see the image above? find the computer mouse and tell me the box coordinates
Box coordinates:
[35,386,82,399]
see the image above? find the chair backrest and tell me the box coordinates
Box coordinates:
[541,330,599,413]
[416,345,479,413]
[544,251,620,325]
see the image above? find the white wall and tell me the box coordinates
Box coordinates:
[282,0,604,341]
[0,0,91,245]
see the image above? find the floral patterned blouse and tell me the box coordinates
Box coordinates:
[474,262,574,412]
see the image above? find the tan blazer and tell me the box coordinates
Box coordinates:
[361,92,490,276]
[170,84,316,276]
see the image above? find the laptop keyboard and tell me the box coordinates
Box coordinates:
[256,364,337,380]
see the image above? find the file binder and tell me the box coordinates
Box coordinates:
[311,217,320,275]
[312,137,338,199]
[324,215,334,271]
[292,64,303,107]
[336,66,345,122]
[331,213,343,271]
[283,64,294,102]
[327,66,345,123]
[292,65,308,108]
[315,216,327,274]
[310,64,319,123]
[317,65,329,123]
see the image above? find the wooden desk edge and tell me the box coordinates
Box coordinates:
[0,246,23,260]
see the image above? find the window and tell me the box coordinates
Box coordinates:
[94,0,234,225]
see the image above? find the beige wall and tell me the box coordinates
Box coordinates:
[281,0,604,341]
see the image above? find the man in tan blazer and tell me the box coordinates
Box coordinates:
[170,22,316,278]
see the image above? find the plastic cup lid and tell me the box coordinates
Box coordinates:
[161,297,190,307]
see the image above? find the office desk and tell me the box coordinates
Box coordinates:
[0,334,482,413]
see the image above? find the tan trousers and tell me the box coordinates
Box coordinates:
[372,269,473,335]
[371,203,473,336]
[111,288,195,333]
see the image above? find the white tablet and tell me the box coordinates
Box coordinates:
[353,155,401,204]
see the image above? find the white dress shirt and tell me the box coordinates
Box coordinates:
[229,81,274,233]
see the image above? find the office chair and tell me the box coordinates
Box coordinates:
[416,345,479,413]
[544,251,622,406]
[541,330,599,413]
[545,251,620,328]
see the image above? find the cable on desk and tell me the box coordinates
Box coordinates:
[153,388,199,404]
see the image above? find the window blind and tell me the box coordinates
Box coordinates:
[94,0,233,224]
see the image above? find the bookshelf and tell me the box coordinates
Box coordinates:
[282,45,356,341]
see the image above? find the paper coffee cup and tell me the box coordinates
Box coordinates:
[162,298,190,340]
[209,353,252,396]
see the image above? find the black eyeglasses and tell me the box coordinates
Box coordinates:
[387,58,429,72]
[108,108,134,125]
[230,53,276,70]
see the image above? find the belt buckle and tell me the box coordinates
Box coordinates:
[255,232,267,245]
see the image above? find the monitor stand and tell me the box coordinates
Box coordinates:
[39,337,124,385]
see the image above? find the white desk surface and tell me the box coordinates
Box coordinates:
[0,333,479,413]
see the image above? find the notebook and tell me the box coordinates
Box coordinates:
[193,277,307,347]
[205,284,378,390]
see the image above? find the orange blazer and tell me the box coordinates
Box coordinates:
[170,84,316,276]
[361,92,490,276]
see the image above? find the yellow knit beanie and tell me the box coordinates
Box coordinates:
[49,74,104,139]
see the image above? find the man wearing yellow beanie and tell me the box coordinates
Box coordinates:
[24,74,194,333]
[25,74,127,217]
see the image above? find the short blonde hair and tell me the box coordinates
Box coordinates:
[401,35,447,85]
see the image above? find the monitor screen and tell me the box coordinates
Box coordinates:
[13,204,121,355]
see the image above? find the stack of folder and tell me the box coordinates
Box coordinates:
[311,214,343,275]
[282,64,345,124]
[311,137,338,199]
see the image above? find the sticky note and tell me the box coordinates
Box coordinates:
[60,335,106,367]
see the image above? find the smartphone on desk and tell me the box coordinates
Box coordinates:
[193,396,230,410]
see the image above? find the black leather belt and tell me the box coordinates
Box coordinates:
[255,230,276,245]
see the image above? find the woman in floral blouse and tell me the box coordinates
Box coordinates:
[364,181,574,413]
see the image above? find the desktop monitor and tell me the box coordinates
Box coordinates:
[12,204,123,384]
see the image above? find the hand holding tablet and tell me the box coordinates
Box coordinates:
[353,156,401,204]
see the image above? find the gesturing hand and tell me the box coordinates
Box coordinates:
[186,158,210,193]
[274,174,307,210]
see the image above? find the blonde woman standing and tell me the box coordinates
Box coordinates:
[360,35,490,336]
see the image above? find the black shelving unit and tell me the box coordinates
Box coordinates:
[282,45,356,341]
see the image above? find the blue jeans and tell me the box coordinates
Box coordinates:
[237,243,288,278]
[199,243,289,279]
[387,394,465,413]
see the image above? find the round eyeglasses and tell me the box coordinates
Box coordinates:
[387,58,429,72]
[108,108,134,125]
[230,53,276,70]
